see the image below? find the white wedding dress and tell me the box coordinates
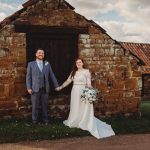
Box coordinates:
[63,69,115,139]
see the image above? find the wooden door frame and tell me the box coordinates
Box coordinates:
[15,24,88,34]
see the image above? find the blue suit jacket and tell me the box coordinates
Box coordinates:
[26,61,59,93]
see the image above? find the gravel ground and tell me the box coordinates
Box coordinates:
[0,134,150,150]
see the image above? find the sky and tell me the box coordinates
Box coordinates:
[0,0,149,43]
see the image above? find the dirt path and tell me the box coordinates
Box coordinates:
[0,134,150,150]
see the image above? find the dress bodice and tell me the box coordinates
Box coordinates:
[73,69,90,85]
[62,69,91,87]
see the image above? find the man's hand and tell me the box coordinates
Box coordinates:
[27,89,32,94]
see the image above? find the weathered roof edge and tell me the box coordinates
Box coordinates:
[120,41,150,46]
[0,0,74,29]
[119,41,150,74]
[88,20,106,33]
[22,0,75,9]
[62,0,75,10]
[119,41,146,64]
[0,7,26,29]
[22,0,39,8]
[119,41,150,64]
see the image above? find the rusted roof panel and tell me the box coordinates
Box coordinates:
[120,42,150,74]
[143,66,150,74]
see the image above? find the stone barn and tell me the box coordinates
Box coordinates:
[120,42,150,100]
[0,0,142,119]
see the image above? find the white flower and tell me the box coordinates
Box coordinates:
[45,61,49,66]
[80,87,99,104]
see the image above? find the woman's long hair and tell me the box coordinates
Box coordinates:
[70,58,86,78]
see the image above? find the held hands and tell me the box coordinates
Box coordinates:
[55,86,63,91]
[28,87,62,93]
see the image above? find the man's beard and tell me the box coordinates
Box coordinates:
[36,56,44,60]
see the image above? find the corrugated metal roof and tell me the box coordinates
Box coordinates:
[120,42,150,74]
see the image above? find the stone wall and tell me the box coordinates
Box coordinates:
[0,0,142,119]
[79,26,142,116]
[0,25,27,118]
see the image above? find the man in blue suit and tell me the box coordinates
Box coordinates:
[26,48,59,124]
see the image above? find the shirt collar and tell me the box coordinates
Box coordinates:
[36,60,43,64]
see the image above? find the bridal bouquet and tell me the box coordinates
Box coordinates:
[80,87,99,104]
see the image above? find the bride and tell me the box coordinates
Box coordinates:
[56,58,115,139]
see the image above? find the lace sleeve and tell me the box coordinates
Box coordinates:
[61,73,73,88]
[86,70,92,87]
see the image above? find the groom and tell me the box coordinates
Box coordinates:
[26,48,59,124]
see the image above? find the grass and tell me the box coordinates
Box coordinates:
[0,118,90,143]
[0,100,150,143]
[101,100,150,134]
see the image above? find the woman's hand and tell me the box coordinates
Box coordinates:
[55,86,63,91]
[86,85,92,88]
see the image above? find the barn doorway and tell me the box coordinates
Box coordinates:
[15,24,88,95]
[26,32,78,95]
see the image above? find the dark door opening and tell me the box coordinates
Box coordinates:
[26,32,78,95]
[142,74,150,98]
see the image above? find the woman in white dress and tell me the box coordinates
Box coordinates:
[57,58,115,139]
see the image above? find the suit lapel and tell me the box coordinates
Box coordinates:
[34,61,40,72]
[42,61,46,73]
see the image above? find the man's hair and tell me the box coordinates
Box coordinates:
[36,48,44,53]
